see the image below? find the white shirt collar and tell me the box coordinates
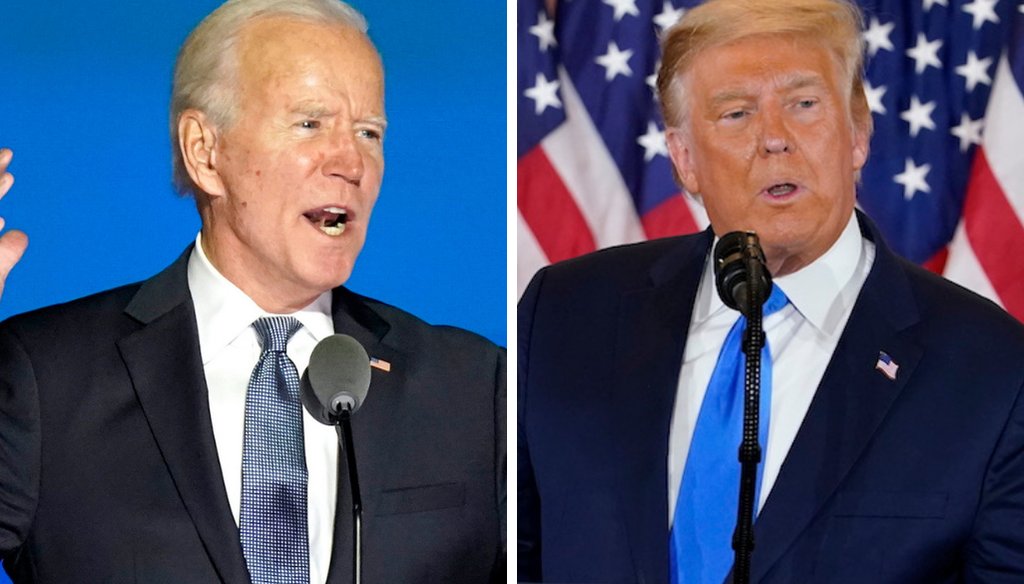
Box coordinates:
[186,232,335,365]
[693,212,865,337]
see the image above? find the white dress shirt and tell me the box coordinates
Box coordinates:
[668,213,876,522]
[187,233,338,584]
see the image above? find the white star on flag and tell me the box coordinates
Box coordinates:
[524,73,562,115]
[864,80,888,115]
[955,51,994,92]
[596,41,634,81]
[529,11,557,53]
[603,0,639,22]
[923,0,948,11]
[894,158,932,200]
[962,0,1000,30]
[900,95,937,137]
[950,112,984,152]
[637,122,668,162]
[653,1,685,32]
[906,33,944,74]
[646,70,658,92]
[863,17,895,57]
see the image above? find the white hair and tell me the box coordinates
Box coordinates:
[170,0,369,195]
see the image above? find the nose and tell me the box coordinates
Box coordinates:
[321,130,364,186]
[759,107,792,155]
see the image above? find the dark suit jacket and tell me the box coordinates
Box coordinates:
[518,213,1024,583]
[0,247,506,583]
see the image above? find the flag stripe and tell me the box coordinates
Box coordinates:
[642,193,702,240]
[961,147,1024,321]
[518,147,597,263]
[982,58,1024,230]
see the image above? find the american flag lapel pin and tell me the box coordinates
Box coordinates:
[875,351,899,381]
[370,356,392,373]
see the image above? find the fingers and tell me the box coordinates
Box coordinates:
[0,149,12,200]
[0,229,28,301]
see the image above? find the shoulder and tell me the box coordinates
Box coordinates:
[524,232,709,304]
[896,257,1024,348]
[0,282,144,349]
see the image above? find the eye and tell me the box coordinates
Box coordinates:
[358,128,383,142]
[298,120,321,130]
[796,98,818,109]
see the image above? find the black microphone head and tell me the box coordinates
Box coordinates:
[300,334,371,425]
[713,231,773,316]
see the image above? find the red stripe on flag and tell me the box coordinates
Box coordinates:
[962,147,1024,321]
[922,247,948,274]
[640,194,701,240]
[518,147,597,263]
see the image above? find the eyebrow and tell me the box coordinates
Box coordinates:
[707,73,828,108]
[288,103,388,129]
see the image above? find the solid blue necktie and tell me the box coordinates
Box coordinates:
[670,284,789,584]
[240,317,310,584]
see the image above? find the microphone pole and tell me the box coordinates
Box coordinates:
[713,232,772,584]
[336,408,362,584]
[299,334,372,584]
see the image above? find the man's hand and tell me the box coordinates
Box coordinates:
[0,149,28,301]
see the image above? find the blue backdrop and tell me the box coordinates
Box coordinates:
[0,2,504,578]
[0,0,506,346]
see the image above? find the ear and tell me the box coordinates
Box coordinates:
[178,109,226,198]
[851,118,870,172]
[666,127,700,195]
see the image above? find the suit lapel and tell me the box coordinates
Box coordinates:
[117,248,250,584]
[325,288,403,584]
[750,215,924,581]
[613,231,712,582]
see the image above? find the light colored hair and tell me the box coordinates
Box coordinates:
[656,0,871,138]
[170,0,369,196]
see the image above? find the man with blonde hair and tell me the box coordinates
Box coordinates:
[0,1,505,582]
[518,0,1024,581]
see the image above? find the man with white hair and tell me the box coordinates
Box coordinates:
[0,1,505,582]
[519,0,1024,582]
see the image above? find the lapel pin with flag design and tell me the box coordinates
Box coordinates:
[370,356,391,373]
[875,351,899,381]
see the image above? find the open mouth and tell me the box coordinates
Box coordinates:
[765,183,798,197]
[303,206,348,236]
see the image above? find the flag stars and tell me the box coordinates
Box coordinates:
[523,73,562,115]
[956,51,994,92]
[596,41,634,81]
[864,80,888,115]
[963,0,1000,30]
[637,122,668,162]
[923,0,948,11]
[906,33,944,74]
[863,17,895,57]
[900,96,937,137]
[893,158,932,200]
[529,11,557,53]
[653,1,686,32]
[603,0,640,22]
[950,113,984,152]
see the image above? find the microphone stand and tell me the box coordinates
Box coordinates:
[335,408,362,584]
[732,257,767,584]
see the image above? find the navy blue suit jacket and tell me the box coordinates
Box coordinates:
[0,247,506,583]
[518,213,1024,583]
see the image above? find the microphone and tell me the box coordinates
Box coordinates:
[301,334,371,423]
[713,231,773,317]
[300,334,372,584]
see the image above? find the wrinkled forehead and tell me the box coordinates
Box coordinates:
[233,16,384,89]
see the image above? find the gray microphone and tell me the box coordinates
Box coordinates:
[299,333,371,584]
[300,334,371,424]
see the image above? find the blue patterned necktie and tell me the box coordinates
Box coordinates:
[670,284,789,584]
[240,316,310,584]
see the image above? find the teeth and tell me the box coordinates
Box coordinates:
[319,222,346,236]
[768,184,796,196]
[324,206,346,215]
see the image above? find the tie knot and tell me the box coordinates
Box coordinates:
[763,283,789,317]
[252,317,302,353]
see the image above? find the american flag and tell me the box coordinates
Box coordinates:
[517,0,1024,323]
